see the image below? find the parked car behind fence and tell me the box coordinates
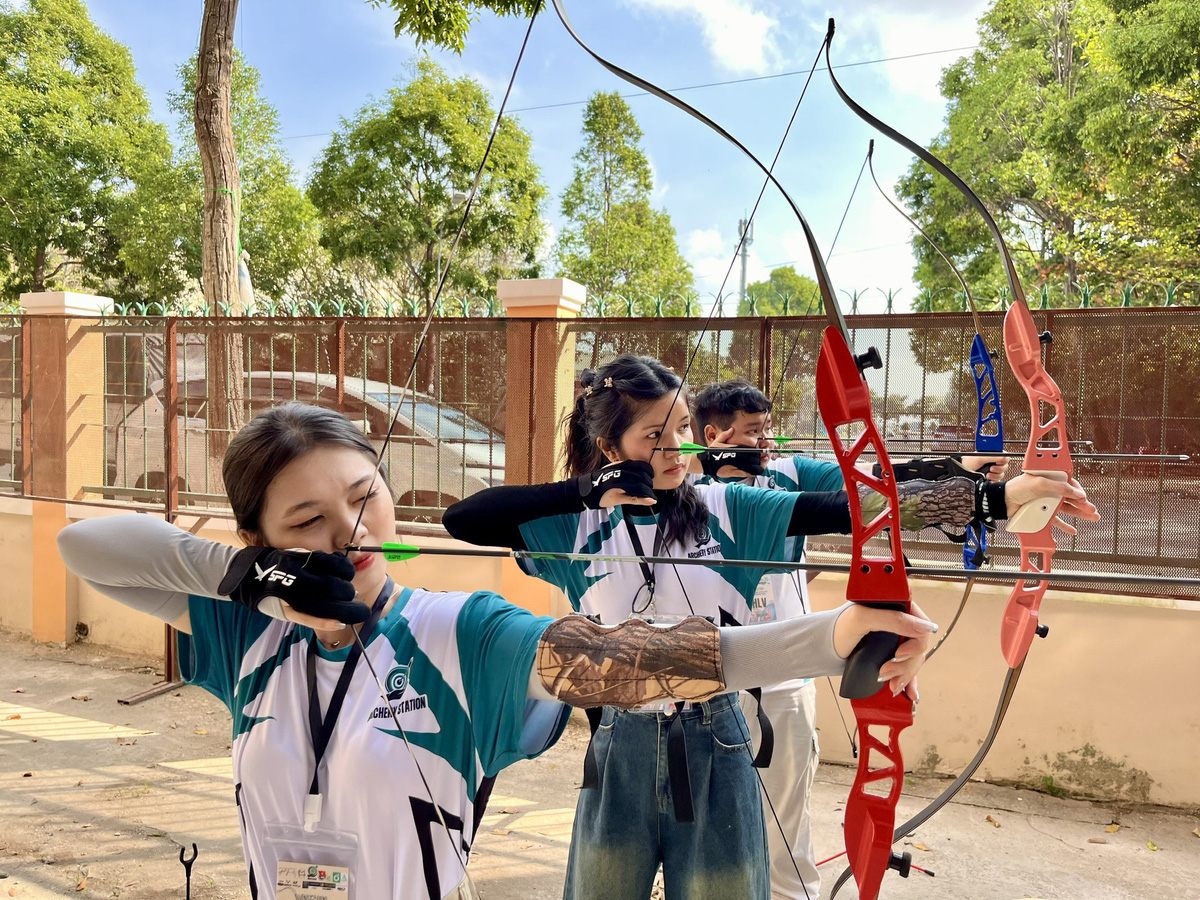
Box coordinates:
[110,371,505,521]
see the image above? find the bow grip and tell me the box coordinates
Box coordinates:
[840,602,907,700]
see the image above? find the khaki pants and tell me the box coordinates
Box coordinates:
[444,874,480,900]
[740,681,821,900]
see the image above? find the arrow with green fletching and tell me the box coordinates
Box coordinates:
[654,442,1188,461]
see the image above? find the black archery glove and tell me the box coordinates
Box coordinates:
[219,546,369,624]
[876,455,975,483]
[699,447,765,479]
[576,460,656,509]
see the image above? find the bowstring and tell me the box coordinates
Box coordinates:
[769,147,870,762]
[347,9,540,545]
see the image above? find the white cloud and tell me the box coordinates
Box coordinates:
[623,0,781,75]
[828,0,989,103]
[647,153,670,205]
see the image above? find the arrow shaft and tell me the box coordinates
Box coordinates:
[351,545,1198,588]
[655,444,1188,461]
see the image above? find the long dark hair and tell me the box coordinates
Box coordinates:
[563,355,708,547]
[223,402,386,535]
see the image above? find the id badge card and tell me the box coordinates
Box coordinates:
[748,575,776,625]
[263,821,359,899]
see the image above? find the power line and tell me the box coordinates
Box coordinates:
[279,43,977,141]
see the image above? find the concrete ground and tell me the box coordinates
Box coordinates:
[1,629,1197,900]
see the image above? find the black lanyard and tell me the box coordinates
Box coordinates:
[305,581,392,797]
[623,513,663,616]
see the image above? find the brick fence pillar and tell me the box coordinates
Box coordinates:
[497,278,584,616]
[21,290,108,643]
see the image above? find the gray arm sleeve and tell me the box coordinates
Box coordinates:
[57,515,238,623]
[719,605,848,691]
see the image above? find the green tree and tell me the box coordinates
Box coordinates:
[166,51,321,303]
[0,0,177,302]
[738,266,820,315]
[556,92,693,315]
[896,0,1199,309]
[368,0,541,52]
[307,57,545,314]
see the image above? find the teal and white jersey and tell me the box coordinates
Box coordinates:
[517,481,804,626]
[178,586,570,900]
[693,456,843,621]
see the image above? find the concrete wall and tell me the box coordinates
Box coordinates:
[808,575,1200,808]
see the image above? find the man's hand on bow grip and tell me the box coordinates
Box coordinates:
[219,546,367,627]
[961,454,1008,481]
[577,460,657,509]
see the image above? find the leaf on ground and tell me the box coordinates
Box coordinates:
[1147,840,1159,851]
[912,842,932,852]
[194,729,208,736]
[10,687,23,693]
[499,807,521,814]
[5,714,20,720]
[21,772,32,777]
[1088,838,1107,844]
[71,695,89,702]
[116,737,137,746]
[491,828,511,836]
[986,815,1001,828]
[1192,827,1200,839]
[9,886,18,896]
[74,875,87,891]
[1105,823,1120,833]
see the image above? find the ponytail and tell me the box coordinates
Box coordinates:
[562,369,607,475]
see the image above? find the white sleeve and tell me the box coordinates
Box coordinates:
[57,515,238,623]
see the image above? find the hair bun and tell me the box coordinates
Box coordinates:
[579,368,597,387]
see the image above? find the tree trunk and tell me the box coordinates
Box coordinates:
[32,246,46,292]
[195,0,245,472]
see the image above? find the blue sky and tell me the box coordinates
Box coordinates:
[85,0,990,313]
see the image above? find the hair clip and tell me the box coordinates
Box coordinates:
[604,377,613,388]
[585,386,593,396]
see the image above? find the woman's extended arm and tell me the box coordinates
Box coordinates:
[443,481,583,549]
[527,603,936,707]
[57,516,238,631]
[58,516,370,633]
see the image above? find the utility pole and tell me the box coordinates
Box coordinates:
[738,217,754,310]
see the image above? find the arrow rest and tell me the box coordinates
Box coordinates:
[1039,330,1052,345]
[1036,623,1050,638]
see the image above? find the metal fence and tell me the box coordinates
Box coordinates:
[562,308,1200,599]
[92,317,506,522]
[6,307,1198,596]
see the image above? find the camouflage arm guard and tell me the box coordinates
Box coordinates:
[859,476,976,531]
[536,615,725,709]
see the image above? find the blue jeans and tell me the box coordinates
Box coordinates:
[562,695,769,900]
